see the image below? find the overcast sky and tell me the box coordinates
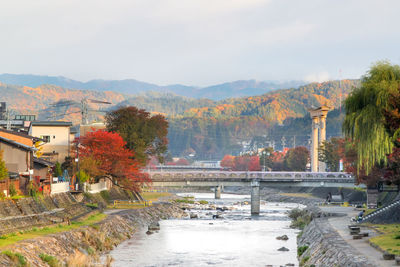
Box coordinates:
[1,0,400,86]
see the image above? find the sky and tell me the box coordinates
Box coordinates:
[1,0,400,86]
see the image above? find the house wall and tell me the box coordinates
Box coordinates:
[0,179,20,197]
[31,126,70,163]
[0,142,31,173]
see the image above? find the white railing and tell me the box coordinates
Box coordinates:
[147,171,354,180]
[85,181,108,194]
[50,182,70,195]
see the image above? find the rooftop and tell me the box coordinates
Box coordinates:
[0,136,36,151]
[31,121,72,127]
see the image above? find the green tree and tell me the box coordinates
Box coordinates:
[0,150,8,181]
[343,61,400,175]
[54,162,62,177]
[283,146,309,171]
[105,106,169,165]
[318,138,344,172]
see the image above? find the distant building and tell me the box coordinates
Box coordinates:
[192,160,221,168]
[29,121,72,163]
[79,122,106,137]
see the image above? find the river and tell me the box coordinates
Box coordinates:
[110,193,302,267]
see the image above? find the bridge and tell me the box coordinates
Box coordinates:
[148,171,357,188]
[147,171,361,215]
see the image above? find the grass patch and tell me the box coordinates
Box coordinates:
[0,212,107,248]
[369,224,400,254]
[2,250,27,266]
[174,199,195,204]
[199,200,208,205]
[39,253,61,267]
[100,190,111,203]
[280,193,313,198]
[300,255,310,266]
[141,192,171,201]
[288,208,312,230]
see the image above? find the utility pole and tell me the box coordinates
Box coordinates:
[281,136,286,150]
[6,109,11,130]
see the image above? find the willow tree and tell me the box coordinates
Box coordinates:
[343,61,400,175]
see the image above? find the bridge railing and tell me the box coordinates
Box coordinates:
[146,171,354,180]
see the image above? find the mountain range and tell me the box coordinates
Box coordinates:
[0,74,360,159]
[0,73,305,100]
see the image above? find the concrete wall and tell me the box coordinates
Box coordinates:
[50,182,70,195]
[31,125,70,163]
[85,181,108,194]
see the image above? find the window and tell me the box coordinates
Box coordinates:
[41,135,50,143]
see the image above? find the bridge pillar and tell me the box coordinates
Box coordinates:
[215,186,221,199]
[251,180,260,215]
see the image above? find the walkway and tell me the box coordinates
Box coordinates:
[320,206,395,267]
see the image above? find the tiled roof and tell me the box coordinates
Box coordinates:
[0,136,36,151]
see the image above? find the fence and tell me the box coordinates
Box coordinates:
[50,182,70,195]
[113,200,153,209]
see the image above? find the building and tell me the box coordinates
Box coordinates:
[33,157,54,196]
[29,121,73,163]
[79,122,106,137]
[0,135,35,196]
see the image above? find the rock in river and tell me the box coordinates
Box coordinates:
[276,235,289,241]
[277,247,289,252]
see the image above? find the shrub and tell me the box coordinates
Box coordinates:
[54,162,63,177]
[288,208,312,229]
[9,183,17,197]
[300,256,310,266]
[297,245,309,257]
[39,253,61,267]
[394,235,400,239]
[86,246,95,255]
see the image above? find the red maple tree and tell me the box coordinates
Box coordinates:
[78,130,150,191]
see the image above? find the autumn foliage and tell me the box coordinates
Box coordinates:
[221,155,260,171]
[78,130,150,191]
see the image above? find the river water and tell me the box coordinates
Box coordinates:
[111,193,302,267]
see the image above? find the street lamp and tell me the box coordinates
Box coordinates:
[262,151,266,172]
[262,150,270,172]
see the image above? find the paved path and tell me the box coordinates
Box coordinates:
[320,206,396,267]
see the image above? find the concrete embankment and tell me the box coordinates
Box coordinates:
[297,215,375,267]
[0,203,186,266]
[253,187,376,267]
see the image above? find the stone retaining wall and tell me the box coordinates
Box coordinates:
[0,203,186,267]
[0,193,91,234]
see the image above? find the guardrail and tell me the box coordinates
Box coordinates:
[141,188,168,193]
[147,171,354,180]
[113,200,153,209]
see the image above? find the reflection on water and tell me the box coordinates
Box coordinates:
[111,193,302,267]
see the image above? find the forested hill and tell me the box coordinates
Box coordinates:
[0,79,359,159]
[0,82,127,122]
[167,79,359,159]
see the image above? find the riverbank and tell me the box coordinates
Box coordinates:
[0,203,186,266]
[253,187,380,267]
